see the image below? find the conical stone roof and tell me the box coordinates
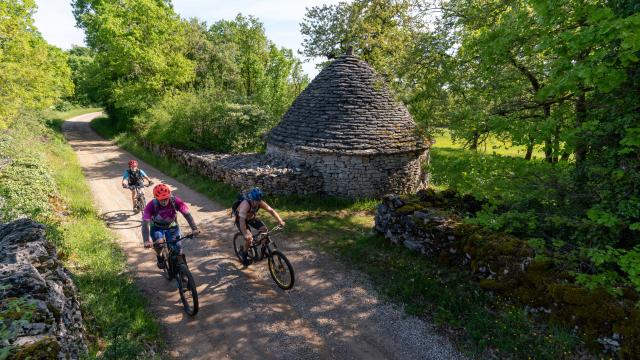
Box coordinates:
[266,55,429,155]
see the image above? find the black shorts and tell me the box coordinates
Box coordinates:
[235,217,266,233]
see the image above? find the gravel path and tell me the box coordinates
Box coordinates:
[63,112,466,360]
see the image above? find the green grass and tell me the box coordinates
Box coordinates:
[91,115,585,358]
[430,128,548,159]
[1,109,163,359]
[428,147,572,202]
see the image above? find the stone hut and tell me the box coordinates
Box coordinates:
[266,55,430,198]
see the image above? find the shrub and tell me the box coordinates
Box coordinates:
[135,88,275,153]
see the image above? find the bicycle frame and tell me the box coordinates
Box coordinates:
[155,233,193,277]
[249,225,283,260]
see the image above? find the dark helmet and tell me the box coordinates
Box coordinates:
[247,187,263,201]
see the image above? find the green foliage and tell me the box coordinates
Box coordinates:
[191,14,308,120]
[300,0,416,81]
[136,88,275,152]
[65,46,98,105]
[0,0,73,128]
[0,293,37,359]
[572,246,640,295]
[72,3,308,148]
[0,115,57,222]
[72,0,195,123]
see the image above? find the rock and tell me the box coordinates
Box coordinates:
[0,219,87,359]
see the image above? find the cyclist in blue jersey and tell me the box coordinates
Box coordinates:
[121,160,153,210]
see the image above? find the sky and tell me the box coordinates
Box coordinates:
[33,0,346,78]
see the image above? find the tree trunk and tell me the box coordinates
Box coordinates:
[543,104,553,162]
[575,91,587,164]
[525,135,534,160]
[469,131,479,151]
[553,122,561,163]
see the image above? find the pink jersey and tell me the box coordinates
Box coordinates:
[142,195,189,225]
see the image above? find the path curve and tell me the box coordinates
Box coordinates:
[63,112,465,360]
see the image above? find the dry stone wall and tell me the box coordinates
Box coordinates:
[142,140,321,195]
[1,219,87,359]
[142,139,429,198]
[374,190,638,355]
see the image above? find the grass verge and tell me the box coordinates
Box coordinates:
[1,109,162,359]
[91,115,584,359]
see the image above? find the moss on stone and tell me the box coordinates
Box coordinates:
[10,337,60,360]
[380,188,640,354]
[395,201,427,214]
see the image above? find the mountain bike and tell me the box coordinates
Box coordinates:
[125,183,150,213]
[155,232,199,316]
[233,225,295,290]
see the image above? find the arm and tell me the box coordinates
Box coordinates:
[260,201,285,226]
[122,170,129,187]
[174,196,199,233]
[142,220,152,247]
[182,212,198,232]
[140,170,153,185]
[141,203,153,247]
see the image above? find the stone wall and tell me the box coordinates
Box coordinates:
[374,191,638,355]
[267,143,429,198]
[1,219,87,359]
[142,140,429,198]
[142,140,321,195]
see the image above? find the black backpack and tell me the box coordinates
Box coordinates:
[127,169,143,185]
[230,193,246,217]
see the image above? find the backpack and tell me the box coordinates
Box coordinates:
[127,169,143,185]
[230,193,261,218]
[151,196,178,226]
[230,193,246,217]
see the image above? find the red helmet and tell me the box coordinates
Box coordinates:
[153,184,171,200]
[128,160,138,168]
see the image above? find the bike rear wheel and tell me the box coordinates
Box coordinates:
[232,233,244,261]
[233,233,257,263]
[176,264,199,316]
[268,250,295,290]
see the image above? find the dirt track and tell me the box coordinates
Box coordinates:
[63,112,465,360]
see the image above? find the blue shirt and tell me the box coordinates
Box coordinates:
[122,169,148,179]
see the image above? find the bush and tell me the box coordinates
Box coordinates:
[135,88,276,153]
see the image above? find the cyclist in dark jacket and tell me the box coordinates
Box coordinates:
[121,159,153,210]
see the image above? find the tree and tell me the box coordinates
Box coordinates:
[0,0,73,127]
[72,0,195,124]
[300,0,417,81]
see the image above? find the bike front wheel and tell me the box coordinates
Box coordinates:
[268,250,295,290]
[138,192,146,212]
[161,253,172,280]
[176,264,199,316]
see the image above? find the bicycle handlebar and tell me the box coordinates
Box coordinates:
[257,225,284,236]
[124,183,151,190]
[155,232,197,245]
